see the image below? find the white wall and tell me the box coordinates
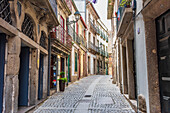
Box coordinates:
[135,13,150,113]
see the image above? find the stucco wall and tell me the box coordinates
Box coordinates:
[135,13,150,113]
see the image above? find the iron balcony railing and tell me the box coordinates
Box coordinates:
[105,52,109,58]
[65,0,72,13]
[106,36,108,42]
[89,19,97,33]
[75,33,81,44]
[51,25,72,48]
[99,49,105,56]
[80,35,87,48]
[0,0,12,24]
[67,25,80,44]
[88,41,97,52]
[117,0,132,31]
[97,27,100,35]
[103,34,106,40]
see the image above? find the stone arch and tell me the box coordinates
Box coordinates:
[40,31,48,49]
[21,13,36,41]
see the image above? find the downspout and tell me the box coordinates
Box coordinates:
[47,34,51,96]
[132,0,139,112]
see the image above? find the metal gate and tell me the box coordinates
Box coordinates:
[18,47,30,106]
[156,10,170,113]
[0,34,6,113]
[38,53,44,100]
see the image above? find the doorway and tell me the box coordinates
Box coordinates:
[97,60,99,74]
[156,10,170,113]
[68,55,71,82]
[50,55,58,89]
[0,34,6,113]
[132,40,137,99]
[38,53,44,100]
[78,51,81,79]
[94,59,95,74]
[88,56,90,74]
[18,47,30,106]
[61,57,65,77]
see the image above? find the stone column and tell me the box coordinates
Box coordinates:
[43,55,48,98]
[112,49,116,84]
[126,39,135,99]
[29,49,39,105]
[5,36,21,113]
[118,40,122,93]
[117,39,122,92]
[121,45,128,94]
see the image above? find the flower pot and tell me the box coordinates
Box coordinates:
[59,80,65,91]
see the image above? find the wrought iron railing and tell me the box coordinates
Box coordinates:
[117,0,132,31]
[106,36,108,42]
[97,27,100,35]
[105,52,109,58]
[0,0,12,24]
[80,35,87,48]
[51,25,72,48]
[65,0,72,13]
[88,41,97,52]
[75,33,81,44]
[99,49,105,56]
[89,19,97,33]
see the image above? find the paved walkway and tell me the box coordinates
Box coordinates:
[34,75,135,113]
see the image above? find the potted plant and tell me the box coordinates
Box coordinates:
[58,72,67,91]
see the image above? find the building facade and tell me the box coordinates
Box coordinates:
[107,0,170,112]
[0,0,59,112]
[96,20,109,75]
[86,2,109,75]
[69,0,88,82]
[50,0,72,94]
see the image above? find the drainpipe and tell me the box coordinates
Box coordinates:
[132,0,139,112]
[47,34,51,96]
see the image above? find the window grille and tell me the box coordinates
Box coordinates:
[0,0,12,24]
[40,31,47,49]
[22,14,34,40]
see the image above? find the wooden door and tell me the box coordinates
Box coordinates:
[156,10,170,113]
[0,34,6,112]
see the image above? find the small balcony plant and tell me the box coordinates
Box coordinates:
[58,72,67,91]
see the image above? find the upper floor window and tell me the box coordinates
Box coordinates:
[22,14,34,40]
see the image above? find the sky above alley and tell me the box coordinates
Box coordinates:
[93,0,111,30]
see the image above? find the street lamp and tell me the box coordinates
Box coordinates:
[74,11,81,21]
[67,11,81,25]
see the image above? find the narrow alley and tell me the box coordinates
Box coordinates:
[33,75,134,113]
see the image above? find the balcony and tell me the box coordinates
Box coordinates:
[64,0,72,13]
[0,0,12,24]
[89,20,98,34]
[106,36,108,42]
[96,27,100,35]
[117,0,133,37]
[80,35,87,48]
[51,25,72,50]
[88,41,98,54]
[105,52,109,58]
[100,49,105,56]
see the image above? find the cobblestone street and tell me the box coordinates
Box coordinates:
[33,75,134,113]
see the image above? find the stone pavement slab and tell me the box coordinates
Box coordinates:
[33,75,135,113]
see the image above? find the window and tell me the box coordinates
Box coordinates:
[97,40,99,47]
[88,32,91,42]
[75,52,77,72]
